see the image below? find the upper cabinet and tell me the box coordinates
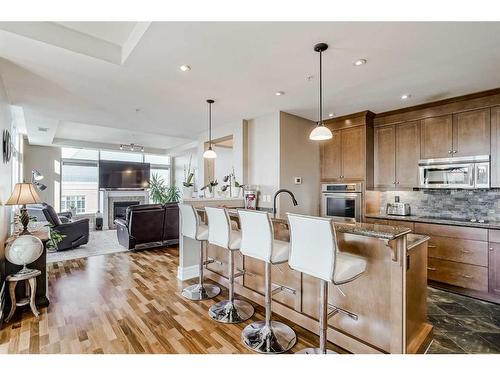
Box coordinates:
[320,111,374,187]
[452,109,490,157]
[491,106,500,187]
[420,109,490,159]
[374,121,420,189]
[420,115,453,159]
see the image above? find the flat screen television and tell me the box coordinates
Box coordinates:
[99,160,150,189]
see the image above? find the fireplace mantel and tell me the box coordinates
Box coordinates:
[99,190,150,229]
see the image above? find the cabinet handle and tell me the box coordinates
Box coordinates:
[428,245,437,248]
[453,150,457,154]
[460,274,473,279]
[460,250,470,254]
[489,247,494,251]
[448,150,452,154]
[427,267,437,271]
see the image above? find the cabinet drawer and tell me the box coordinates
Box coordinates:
[489,229,500,243]
[427,258,488,292]
[415,222,487,241]
[427,236,488,266]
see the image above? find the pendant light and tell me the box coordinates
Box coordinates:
[203,99,217,159]
[309,43,333,141]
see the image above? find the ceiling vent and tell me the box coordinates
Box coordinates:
[38,127,49,132]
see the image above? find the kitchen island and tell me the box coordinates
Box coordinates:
[178,208,432,354]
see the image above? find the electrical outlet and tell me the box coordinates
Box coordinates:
[294,177,302,185]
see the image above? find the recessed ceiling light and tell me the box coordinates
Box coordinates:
[401,94,411,100]
[328,113,334,117]
[353,59,367,66]
[180,65,191,72]
[275,91,285,96]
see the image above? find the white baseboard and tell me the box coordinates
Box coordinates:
[176,265,199,281]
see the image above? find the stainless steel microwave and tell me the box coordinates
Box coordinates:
[418,155,490,189]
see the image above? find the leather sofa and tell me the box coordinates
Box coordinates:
[27,203,90,251]
[114,203,179,250]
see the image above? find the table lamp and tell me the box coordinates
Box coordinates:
[5,182,41,235]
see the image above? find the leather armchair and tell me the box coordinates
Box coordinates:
[27,203,89,251]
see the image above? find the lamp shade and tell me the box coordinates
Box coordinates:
[5,183,42,206]
[203,147,217,159]
[309,125,333,141]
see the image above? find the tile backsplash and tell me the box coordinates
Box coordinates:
[376,189,500,221]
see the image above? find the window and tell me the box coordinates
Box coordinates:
[151,168,170,186]
[144,154,170,165]
[61,161,98,214]
[61,147,98,160]
[147,154,171,186]
[61,195,86,214]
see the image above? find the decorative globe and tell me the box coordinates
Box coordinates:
[6,235,43,266]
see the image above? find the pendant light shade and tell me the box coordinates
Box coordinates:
[309,42,333,141]
[203,99,217,159]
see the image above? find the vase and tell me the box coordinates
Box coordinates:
[231,188,242,198]
[183,186,194,199]
[204,189,214,199]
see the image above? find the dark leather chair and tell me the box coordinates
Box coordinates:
[27,203,90,251]
[114,203,179,250]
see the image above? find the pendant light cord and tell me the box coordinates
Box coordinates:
[209,101,212,148]
[319,49,323,126]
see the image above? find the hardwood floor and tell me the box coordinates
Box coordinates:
[0,247,331,354]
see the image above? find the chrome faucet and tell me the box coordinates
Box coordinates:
[273,189,298,217]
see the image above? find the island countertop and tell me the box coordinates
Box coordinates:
[196,208,411,240]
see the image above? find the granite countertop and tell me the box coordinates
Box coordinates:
[197,207,410,240]
[406,234,430,250]
[365,213,500,230]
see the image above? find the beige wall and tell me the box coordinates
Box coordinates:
[246,113,281,209]
[279,112,320,215]
[23,141,61,210]
[0,76,13,283]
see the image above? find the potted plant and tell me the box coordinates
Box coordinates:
[150,173,181,204]
[221,168,245,198]
[182,155,195,199]
[45,224,66,252]
[69,203,77,216]
[201,179,218,199]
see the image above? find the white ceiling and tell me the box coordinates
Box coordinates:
[1,22,500,151]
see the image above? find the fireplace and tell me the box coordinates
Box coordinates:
[113,201,140,221]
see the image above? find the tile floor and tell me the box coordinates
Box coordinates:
[427,287,500,354]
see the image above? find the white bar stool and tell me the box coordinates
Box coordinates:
[179,204,221,300]
[205,207,254,323]
[238,209,297,353]
[287,213,367,354]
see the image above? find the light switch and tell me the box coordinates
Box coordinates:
[294,177,302,185]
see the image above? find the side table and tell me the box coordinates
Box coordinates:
[5,269,42,322]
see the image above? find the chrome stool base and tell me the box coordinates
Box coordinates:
[296,348,337,354]
[208,299,254,323]
[181,284,221,301]
[242,320,296,353]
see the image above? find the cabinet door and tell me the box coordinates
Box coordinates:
[374,125,396,188]
[396,121,420,188]
[492,107,500,187]
[453,109,490,157]
[341,126,364,180]
[489,242,500,296]
[320,130,342,180]
[420,115,453,159]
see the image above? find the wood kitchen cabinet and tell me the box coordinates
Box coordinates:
[374,121,419,189]
[491,107,500,187]
[320,125,367,181]
[453,109,490,157]
[420,109,490,159]
[341,126,364,180]
[420,115,453,159]
[488,242,500,296]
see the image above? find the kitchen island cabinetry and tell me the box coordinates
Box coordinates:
[189,210,432,354]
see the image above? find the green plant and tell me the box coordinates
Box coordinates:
[150,172,168,204]
[183,155,194,187]
[201,179,218,194]
[150,173,181,204]
[165,185,181,203]
[45,224,66,250]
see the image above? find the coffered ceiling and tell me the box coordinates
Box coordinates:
[1,22,500,151]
